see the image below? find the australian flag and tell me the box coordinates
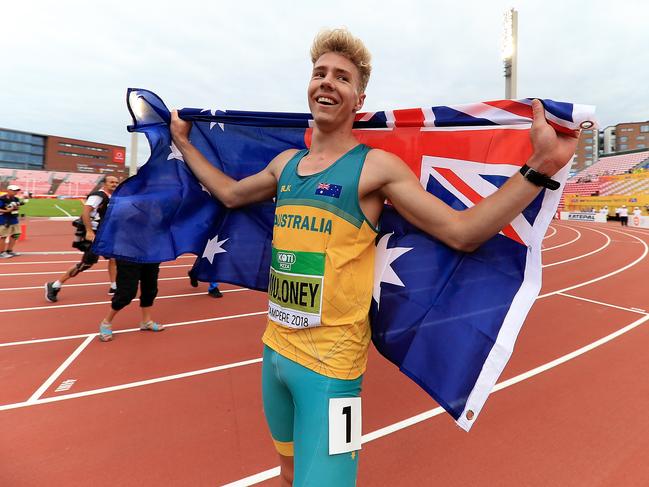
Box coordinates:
[315,182,342,198]
[94,88,595,431]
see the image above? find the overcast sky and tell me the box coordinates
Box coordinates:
[3,0,648,163]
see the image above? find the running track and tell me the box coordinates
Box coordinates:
[1,219,649,486]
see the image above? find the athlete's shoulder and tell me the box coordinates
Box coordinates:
[267,148,302,177]
[364,148,410,175]
[366,146,405,162]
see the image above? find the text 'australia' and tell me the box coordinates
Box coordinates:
[274,214,332,234]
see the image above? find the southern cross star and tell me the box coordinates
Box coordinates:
[373,232,413,309]
[202,235,229,264]
[201,108,224,131]
[167,142,184,162]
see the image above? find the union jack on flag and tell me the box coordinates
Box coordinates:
[95,89,595,431]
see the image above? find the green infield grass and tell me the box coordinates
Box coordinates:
[20,198,84,217]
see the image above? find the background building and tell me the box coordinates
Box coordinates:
[572,128,599,172]
[0,128,46,170]
[615,121,649,153]
[0,127,126,176]
[600,126,616,156]
[572,121,649,174]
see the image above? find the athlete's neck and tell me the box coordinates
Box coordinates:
[309,126,359,161]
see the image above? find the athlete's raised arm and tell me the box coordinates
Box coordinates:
[170,110,297,208]
[367,100,579,251]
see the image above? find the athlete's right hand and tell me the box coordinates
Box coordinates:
[170,110,192,146]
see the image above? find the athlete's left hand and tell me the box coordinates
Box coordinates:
[528,99,580,176]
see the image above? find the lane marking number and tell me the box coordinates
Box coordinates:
[55,379,76,393]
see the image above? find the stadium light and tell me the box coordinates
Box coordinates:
[129,132,138,176]
[502,8,518,99]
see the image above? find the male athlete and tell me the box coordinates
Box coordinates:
[171,29,578,487]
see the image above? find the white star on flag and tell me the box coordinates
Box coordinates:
[168,142,184,162]
[201,108,224,131]
[202,235,228,264]
[373,232,413,309]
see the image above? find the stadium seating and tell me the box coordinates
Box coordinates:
[0,168,105,197]
[0,169,52,195]
[558,151,649,212]
[569,150,649,182]
[599,176,649,196]
[56,173,103,196]
[562,180,601,196]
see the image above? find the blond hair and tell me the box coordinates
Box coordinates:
[310,28,372,93]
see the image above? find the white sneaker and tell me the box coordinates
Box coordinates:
[0,252,10,259]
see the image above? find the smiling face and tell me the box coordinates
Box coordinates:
[307,52,366,130]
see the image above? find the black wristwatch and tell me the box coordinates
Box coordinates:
[519,165,560,190]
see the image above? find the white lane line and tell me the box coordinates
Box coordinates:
[222,312,649,486]
[0,263,192,277]
[543,225,557,240]
[53,204,73,217]
[493,314,649,390]
[0,287,253,314]
[26,335,95,403]
[1,276,194,292]
[0,310,267,348]
[0,255,196,265]
[222,468,281,487]
[542,226,581,251]
[557,292,648,315]
[0,251,81,256]
[542,227,611,268]
[0,357,264,412]
[538,227,649,299]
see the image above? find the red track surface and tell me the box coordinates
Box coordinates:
[1,218,648,486]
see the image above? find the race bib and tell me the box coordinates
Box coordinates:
[268,247,324,329]
[328,397,362,455]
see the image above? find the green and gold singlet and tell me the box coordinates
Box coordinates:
[262,144,378,379]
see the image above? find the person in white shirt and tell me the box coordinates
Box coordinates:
[619,205,629,226]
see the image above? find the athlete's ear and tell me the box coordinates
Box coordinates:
[354,93,366,113]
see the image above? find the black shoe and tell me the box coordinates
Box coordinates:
[208,288,223,298]
[188,271,199,288]
[45,282,60,303]
[108,287,116,295]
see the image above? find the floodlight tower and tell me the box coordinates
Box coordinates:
[129,132,138,176]
[502,8,518,99]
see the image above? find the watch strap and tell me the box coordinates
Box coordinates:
[519,165,561,191]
